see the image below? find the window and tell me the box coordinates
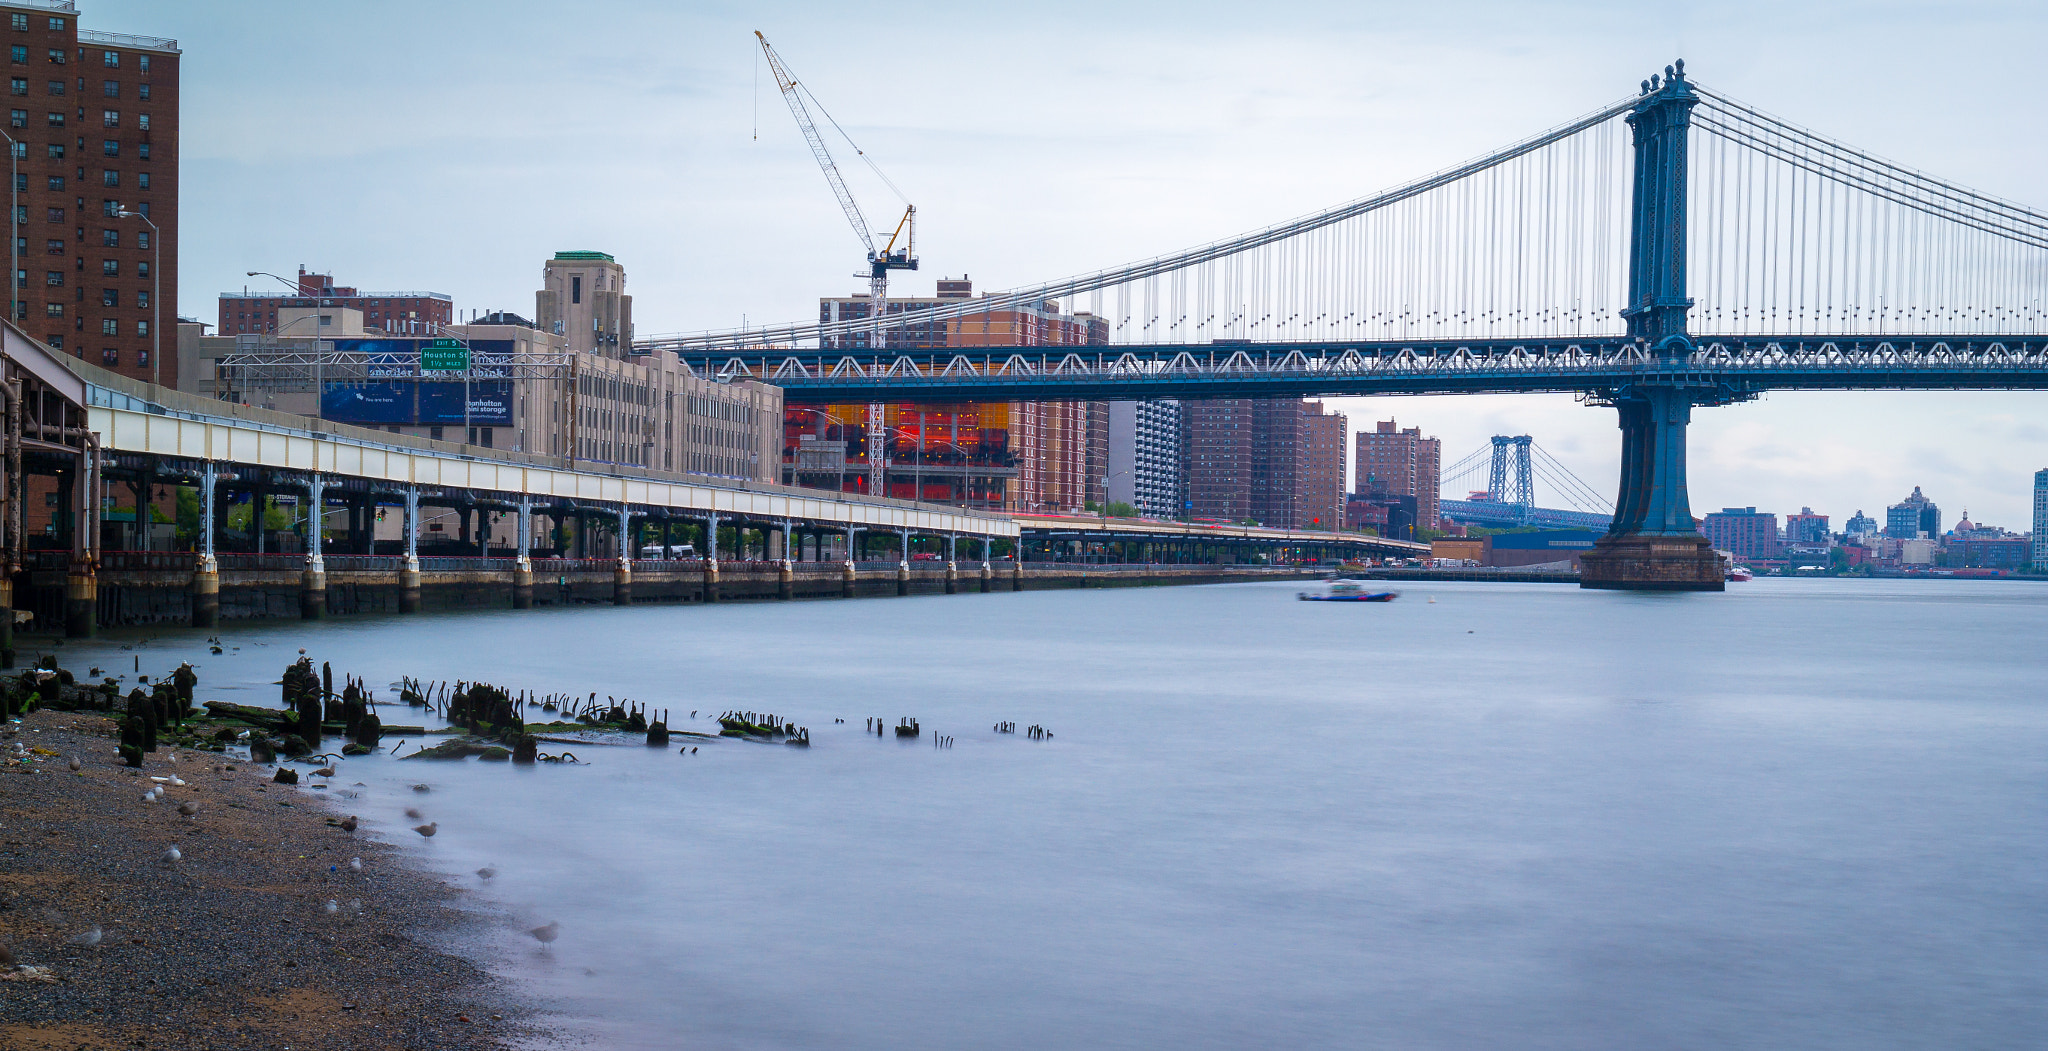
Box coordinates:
[136,231,147,250]
[138,56,150,74]
[99,318,115,335]
[135,173,146,190]
[43,303,59,317]
[43,110,58,126]
[136,113,147,131]
[135,320,146,337]
[99,199,115,217]
[8,173,18,191]
[135,290,146,308]
[100,260,115,276]
[43,239,60,255]
[44,49,60,65]
[44,143,59,158]
[47,19,63,31]
[100,80,115,98]
[44,175,60,190]
[134,202,147,218]
[3,108,16,128]
[43,207,60,222]
[9,46,23,64]
[101,169,116,187]
[43,272,59,287]
[9,206,19,224]
[101,140,115,157]
[136,84,148,101]
[101,109,115,127]
[46,80,60,96]
[102,52,117,68]
[100,348,115,366]
[430,426,444,441]
[99,289,115,307]
[572,275,581,304]
[6,15,22,32]
[8,78,23,96]
[136,349,146,368]
[135,261,146,279]
[136,143,147,160]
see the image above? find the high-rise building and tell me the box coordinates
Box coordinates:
[1107,399,1183,518]
[1785,507,1830,543]
[1885,486,1940,538]
[4,4,179,386]
[1354,419,1441,532]
[1184,399,1253,522]
[1702,507,1781,558]
[537,251,632,358]
[1297,402,1347,530]
[218,268,452,337]
[1247,399,1307,528]
[1845,510,1878,537]
[2033,470,2048,570]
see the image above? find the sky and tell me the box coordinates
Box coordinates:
[106,0,2048,529]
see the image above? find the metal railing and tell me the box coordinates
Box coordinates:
[79,29,178,52]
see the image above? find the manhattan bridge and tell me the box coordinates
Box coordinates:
[643,62,2048,590]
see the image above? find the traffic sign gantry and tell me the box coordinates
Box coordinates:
[421,339,468,372]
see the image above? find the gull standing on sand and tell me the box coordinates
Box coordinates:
[67,757,80,771]
[413,821,439,838]
[340,815,358,832]
[162,845,181,864]
[349,857,362,871]
[528,921,560,948]
[177,801,199,821]
[476,867,496,881]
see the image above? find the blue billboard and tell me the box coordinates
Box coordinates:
[322,382,414,425]
[418,380,512,425]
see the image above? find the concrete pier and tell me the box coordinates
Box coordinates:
[190,556,219,628]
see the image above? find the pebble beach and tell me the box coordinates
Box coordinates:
[0,709,541,1050]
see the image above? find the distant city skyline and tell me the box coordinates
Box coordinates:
[96,0,2048,526]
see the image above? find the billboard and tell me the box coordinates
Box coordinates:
[418,380,511,425]
[321,382,414,425]
[321,379,512,426]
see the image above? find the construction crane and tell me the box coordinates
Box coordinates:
[755,29,918,499]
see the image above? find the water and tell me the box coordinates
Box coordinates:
[65,579,2048,1049]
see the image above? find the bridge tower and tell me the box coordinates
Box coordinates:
[1579,61,1730,591]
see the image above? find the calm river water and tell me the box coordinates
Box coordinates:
[62,578,2048,1049]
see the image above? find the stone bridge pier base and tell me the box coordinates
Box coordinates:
[613,561,633,606]
[777,559,793,600]
[300,561,326,620]
[1580,383,1726,592]
[513,559,534,609]
[399,558,422,613]
[191,556,219,628]
[63,562,95,638]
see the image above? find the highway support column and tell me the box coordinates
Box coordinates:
[513,495,534,609]
[399,486,422,614]
[300,473,326,620]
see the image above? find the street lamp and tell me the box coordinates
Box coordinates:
[114,207,160,385]
[247,270,322,399]
[2,126,16,335]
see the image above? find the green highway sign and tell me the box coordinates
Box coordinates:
[420,339,468,372]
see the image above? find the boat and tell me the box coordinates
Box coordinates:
[1727,565,1753,582]
[1298,580,1399,602]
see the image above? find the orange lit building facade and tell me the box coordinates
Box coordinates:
[785,281,1108,511]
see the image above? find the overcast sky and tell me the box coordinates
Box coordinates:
[109,0,2048,529]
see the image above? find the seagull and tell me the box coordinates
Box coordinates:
[340,816,359,833]
[475,867,496,881]
[177,801,199,821]
[314,765,336,778]
[162,845,182,864]
[67,757,81,772]
[68,926,102,947]
[412,822,438,838]
[527,921,560,947]
[349,857,362,872]
[141,789,158,803]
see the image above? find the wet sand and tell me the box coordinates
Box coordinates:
[0,710,542,1050]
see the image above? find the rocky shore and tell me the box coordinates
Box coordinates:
[0,709,541,1050]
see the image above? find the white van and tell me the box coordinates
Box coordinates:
[638,543,696,560]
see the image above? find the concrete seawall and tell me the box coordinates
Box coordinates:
[57,560,1325,629]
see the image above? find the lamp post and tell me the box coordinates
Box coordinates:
[247,270,321,402]
[113,207,160,386]
[3,127,16,335]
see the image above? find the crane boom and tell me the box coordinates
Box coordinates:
[755,30,874,256]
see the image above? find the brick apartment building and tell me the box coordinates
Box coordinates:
[1354,419,1441,533]
[1702,506,1780,559]
[3,1,178,385]
[217,267,453,337]
[1184,398,1343,529]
